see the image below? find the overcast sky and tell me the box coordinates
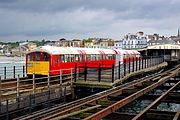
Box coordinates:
[0,0,180,42]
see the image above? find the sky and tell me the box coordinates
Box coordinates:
[0,0,180,42]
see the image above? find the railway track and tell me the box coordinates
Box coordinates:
[16,64,180,120]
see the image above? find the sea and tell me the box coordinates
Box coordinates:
[0,56,26,79]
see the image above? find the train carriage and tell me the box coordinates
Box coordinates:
[26,46,141,76]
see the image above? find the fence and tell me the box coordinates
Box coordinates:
[76,56,164,83]
[0,68,74,119]
[0,66,26,79]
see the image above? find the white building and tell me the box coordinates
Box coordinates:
[122,32,147,49]
[113,40,123,49]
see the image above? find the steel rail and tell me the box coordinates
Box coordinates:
[132,79,180,120]
[15,65,180,120]
[34,67,179,120]
[84,68,179,120]
[15,70,163,120]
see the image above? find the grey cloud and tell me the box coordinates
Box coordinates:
[0,0,180,41]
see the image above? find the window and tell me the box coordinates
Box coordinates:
[65,55,70,62]
[28,53,33,61]
[36,52,40,61]
[60,55,65,63]
[79,55,82,62]
[67,55,74,62]
[75,55,78,62]
[88,55,91,61]
[84,55,86,61]
[43,53,49,61]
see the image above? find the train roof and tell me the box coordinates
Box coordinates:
[113,49,140,55]
[27,46,80,55]
[27,46,140,55]
[27,46,116,55]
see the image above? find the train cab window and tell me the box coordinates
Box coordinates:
[27,53,33,61]
[60,55,65,63]
[43,53,49,61]
[36,52,40,61]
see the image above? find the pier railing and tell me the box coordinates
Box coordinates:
[0,65,26,79]
[76,56,164,83]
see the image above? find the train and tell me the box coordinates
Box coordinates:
[26,46,141,76]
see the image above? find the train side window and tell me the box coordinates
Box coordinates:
[112,55,115,59]
[28,53,33,61]
[98,55,102,60]
[60,55,65,63]
[36,52,40,61]
[43,53,49,61]
[79,55,82,62]
[65,55,70,62]
[75,55,78,62]
[71,55,74,62]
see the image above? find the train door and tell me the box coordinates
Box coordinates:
[40,52,50,75]
[33,52,50,75]
[34,52,41,74]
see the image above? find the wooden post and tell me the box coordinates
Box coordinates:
[142,57,144,69]
[98,63,101,82]
[77,67,79,80]
[0,76,1,102]
[124,59,126,77]
[33,73,36,95]
[139,57,141,70]
[6,99,9,120]
[23,66,25,77]
[84,62,87,82]
[136,57,138,71]
[71,68,73,85]
[13,66,16,78]
[64,87,66,102]
[129,58,131,73]
[112,64,114,83]
[4,67,6,79]
[144,56,146,68]
[71,68,74,99]
[74,63,77,82]
[59,69,62,97]
[17,74,20,98]
[48,71,50,90]
[118,61,120,79]
[132,57,134,72]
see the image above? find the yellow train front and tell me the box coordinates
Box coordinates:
[26,50,50,76]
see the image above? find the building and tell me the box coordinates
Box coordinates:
[122,32,147,49]
[55,39,84,47]
[113,40,123,49]
[148,39,176,46]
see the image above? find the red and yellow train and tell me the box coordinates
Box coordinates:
[26,46,140,76]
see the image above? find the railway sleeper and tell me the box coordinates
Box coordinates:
[97,100,116,107]
[145,109,176,120]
